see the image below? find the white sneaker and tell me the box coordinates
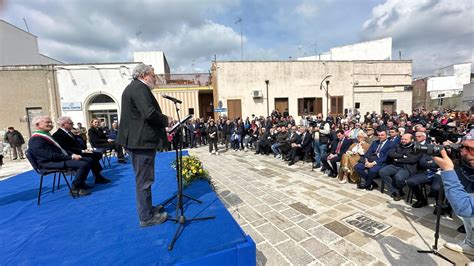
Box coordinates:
[216,151,219,155]
[276,154,281,159]
[444,241,474,256]
[339,178,347,184]
[209,152,212,155]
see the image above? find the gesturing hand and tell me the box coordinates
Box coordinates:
[433,149,454,171]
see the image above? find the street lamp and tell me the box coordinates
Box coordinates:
[320,75,332,116]
[265,80,270,117]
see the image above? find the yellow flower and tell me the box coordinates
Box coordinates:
[199,169,203,174]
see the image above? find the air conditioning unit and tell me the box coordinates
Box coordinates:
[252,90,263,98]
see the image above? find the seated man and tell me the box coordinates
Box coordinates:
[379,133,421,201]
[321,130,352,177]
[281,126,300,160]
[271,127,289,158]
[406,154,441,208]
[28,116,92,196]
[88,119,125,163]
[53,116,111,185]
[255,127,271,155]
[288,126,312,165]
[355,130,391,190]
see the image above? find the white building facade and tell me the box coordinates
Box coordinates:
[0,20,60,66]
[427,62,472,99]
[213,60,412,119]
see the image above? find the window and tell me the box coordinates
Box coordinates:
[330,96,343,115]
[297,97,322,116]
[355,102,360,109]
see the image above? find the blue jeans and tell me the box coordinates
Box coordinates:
[271,143,282,155]
[313,140,327,165]
[379,165,410,195]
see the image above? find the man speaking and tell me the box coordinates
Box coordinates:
[117,63,169,227]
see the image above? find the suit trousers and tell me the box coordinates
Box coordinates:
[209,137,218,152]
[321,154,339,174]
[406,173,441,201]
[379,165,410,195]
[354,163,384,187]
[81,151,103,178]
[11,144,24,159]
[129,148,156,222]
[42,159,91,187]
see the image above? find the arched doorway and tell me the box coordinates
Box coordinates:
[87,94,118,129]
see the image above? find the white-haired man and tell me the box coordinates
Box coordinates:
[27,116,91,196]
[117,63,169,227]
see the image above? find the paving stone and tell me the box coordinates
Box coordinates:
[271,203,290,212]
[256,242,288,266]
[357,197,381,207]
[289,214,307,223]
[324,221,354,237]
[237,205,263,222]
[239,193,264,206]
[242,224,265,244]
[275,240,315,265]
[297,218,320,230]
[300,238,332,257]
[280,207,302,219]
[289,202,317,215]
[330,239,377,265]
[251,219,269,227]
[224,193,244,206]
[309,226,342,245]
[262,211,294,230]
[252,204,273,214]
[283,226,311,242]
[345,231,373,247]
[255,223,289,245]
[389,228,415,241]
[259,194,280,205]
[333,203,355,213]
[317,250,348,266]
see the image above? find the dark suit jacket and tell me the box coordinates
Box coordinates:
[28,136,70,166]
[53,129,83,155]
[329,138,352,158]
[117,79,168,149]
[298,132,313,152]
[364,139,391,165]
[388,143,421,175]
[88,127,109,147]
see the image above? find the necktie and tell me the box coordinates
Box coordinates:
[376,141,384,154]
[335,139,343,153]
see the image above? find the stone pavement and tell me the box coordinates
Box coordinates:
[0,156,31,181]
[189,145,474,265]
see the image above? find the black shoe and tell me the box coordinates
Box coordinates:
[153,205,164,214]
[320,168,327,172]
[78,183,94,190]
[457,225,466,234]
[140,212,168,227]
[357,184,367,190]
[329,172,337,178]
[288,161,295,166]
[95,177,111,184]
[372,183,379,189]
[412,200,428,208]
[313,163,321,169]
[19,157,25,160]
[118,159,126,164]
[391,192,401,201]
[12,157,17,160]
[70,186,91,196]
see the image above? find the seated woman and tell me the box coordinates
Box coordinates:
[338,131,370,184]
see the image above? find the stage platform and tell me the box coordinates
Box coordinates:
[0,151,255,265]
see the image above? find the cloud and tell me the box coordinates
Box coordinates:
[3,0,241,72]
[361,0,473,76]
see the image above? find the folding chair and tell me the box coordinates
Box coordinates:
[26,151,76,205]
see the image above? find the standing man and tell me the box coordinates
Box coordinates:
[312,113,330,169]
[117,63,169,227]
[4,126,25,160]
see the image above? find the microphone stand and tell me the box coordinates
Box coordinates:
[157,98,215,251]
[417,183,454,264]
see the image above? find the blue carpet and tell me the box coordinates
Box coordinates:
[0,151,255,265]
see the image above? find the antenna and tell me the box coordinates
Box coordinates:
[23,18,30,33]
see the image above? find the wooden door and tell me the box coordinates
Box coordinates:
[330,96,344,115]
[227,99,242,120]
[274,98,288,113]
[382,100,396,114]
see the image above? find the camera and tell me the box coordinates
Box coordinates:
[428,125,460,144]
[413,142,461,157]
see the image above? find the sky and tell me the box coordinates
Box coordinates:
[0,0,472,77]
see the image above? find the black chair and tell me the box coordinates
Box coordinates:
[89,139,112,168]
[26,151,76,205]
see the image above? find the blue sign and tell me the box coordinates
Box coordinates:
[213,108,227,113]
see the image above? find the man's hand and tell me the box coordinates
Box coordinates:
[107,139,114,142]
[433,149,454,171]
[72,154,82,160]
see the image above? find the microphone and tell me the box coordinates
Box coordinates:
[162,94,182,104]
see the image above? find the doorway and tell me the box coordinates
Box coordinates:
[382,100,396,114]
[274,98,289,114]
[26,107,44,136]
[227,99,242,120]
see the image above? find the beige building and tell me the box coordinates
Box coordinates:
[0,65,61,137]
[212,60,412,119]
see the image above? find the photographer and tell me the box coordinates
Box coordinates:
[433,132,474,256]
[311,113,330,169]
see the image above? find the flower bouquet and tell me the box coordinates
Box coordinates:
[171,155,211,187]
